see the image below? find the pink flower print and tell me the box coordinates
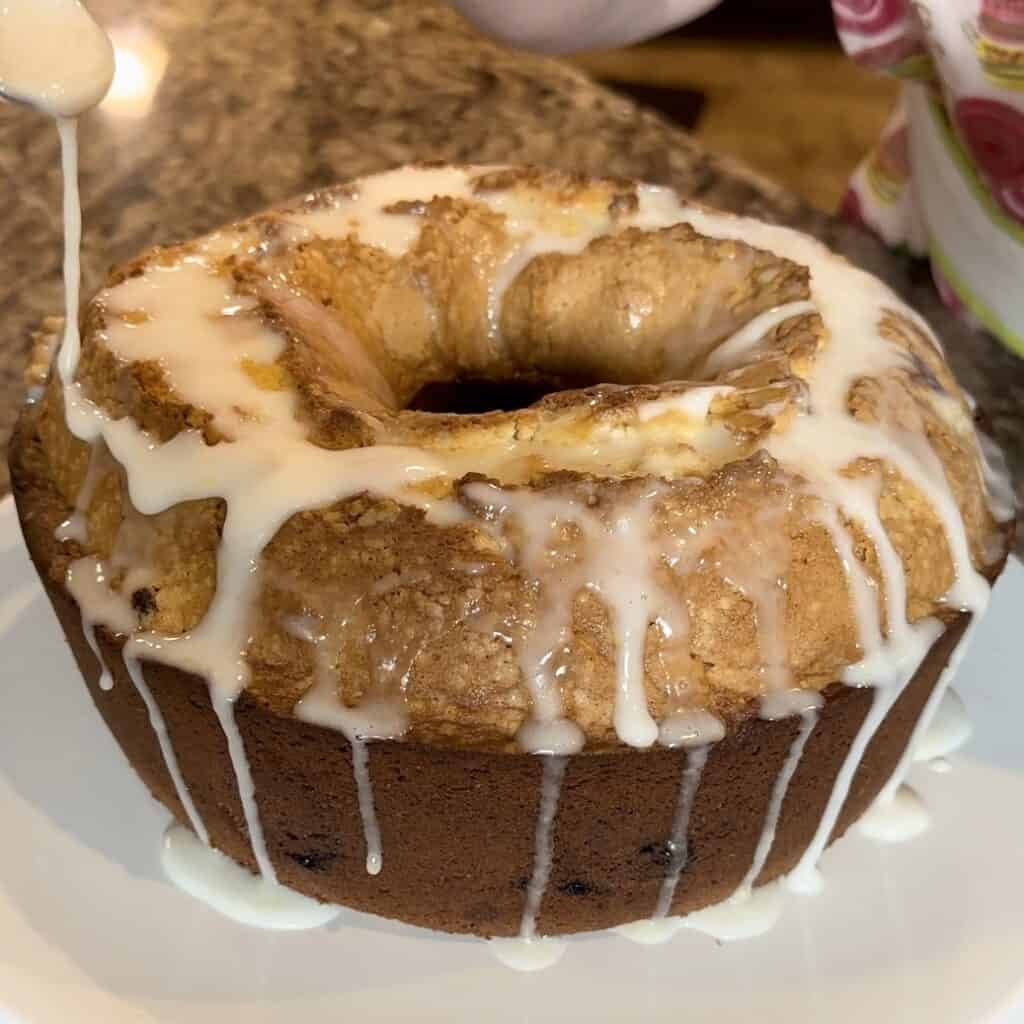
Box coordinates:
[840,186,868,229]
[880,122,912,180]
[931,261,966,317]
[997,176,1024,221]
[832,0,909,34]
[955,97,1024,182]
[980,0,1024,44]
[975,0,1024,88]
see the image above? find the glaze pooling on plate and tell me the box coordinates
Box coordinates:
[4,0,1014,952]
[161,823,341,930]
[855,785,930,843]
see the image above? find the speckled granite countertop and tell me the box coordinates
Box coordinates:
[1,0,1020,549]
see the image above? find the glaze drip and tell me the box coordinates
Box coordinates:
[124,654,210,846]
[467,481,669,751]
[741,694,822,895]
[291,617,396,876]
[518,754,567,942]
[653,743,711,919]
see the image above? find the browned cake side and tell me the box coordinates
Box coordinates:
[11,417,979,934]
[8,164,1013,937]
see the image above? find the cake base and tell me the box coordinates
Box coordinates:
[7,412,986,937]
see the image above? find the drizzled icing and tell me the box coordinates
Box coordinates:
[856,784,929,843]
[161,823,340,930]
[55,440,103,544]
[467,481,669,752]
[0,0,111,394]
[125,655,210,846]
[652,713,723,919]
[10,8,1009,944]
[879,621,978,806]
[489,753,570,970]
[289,617,398,876]
[1,3,108,394]
[519,755,567,942]
[911,689,972,764]
[0,1,114,117]
[49,165,1007,937]
[65,556,131,691]
[742,692,823,894]
[617,880,785,946]
[786,672,938,895]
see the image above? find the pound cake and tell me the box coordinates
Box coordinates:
[8,164,1014,939]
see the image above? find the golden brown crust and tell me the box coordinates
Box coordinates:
[12,164,1011,751]
[500,224,810,384]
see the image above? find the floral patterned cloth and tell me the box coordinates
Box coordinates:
[835,0,1024,353]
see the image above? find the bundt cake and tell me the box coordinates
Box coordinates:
[9,164,1013,941]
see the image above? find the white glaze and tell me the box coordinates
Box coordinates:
[636,185,992,624]
[347,739,382,876]
[912,689,972,764]
[878,619,978,807]
[55,440,104,543]
[286,165,476,258]
[680,881,786,942]
[658,708,725,749]
[489,935,567,971]
[62,168,1001,774]
[486,219,607,346]
[856,785,929,843]
[518,755,567,942]
[612,194,1003,903]
[161,824,340,930]
[64,383,452,882]
[1,0,119,391]
[617,880,785,945]
[0,0,113,116]
[466,481,668,751]
[810,500,884,665]
[635,385,734,424]
[291,618,405,876]
[212,690,276,883]
[491,755,570,968]
[653,742,711,918]
[759,686,825,722]
[786,639,932,897]
[124,654,210,846]
[740,693,822,895]
[64,556,133,691]
[698,300,816,377]
[56,118,83,385]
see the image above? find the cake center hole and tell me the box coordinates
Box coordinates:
[407,376,592,415]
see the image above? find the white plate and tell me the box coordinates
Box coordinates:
[1,494,1022,1024]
